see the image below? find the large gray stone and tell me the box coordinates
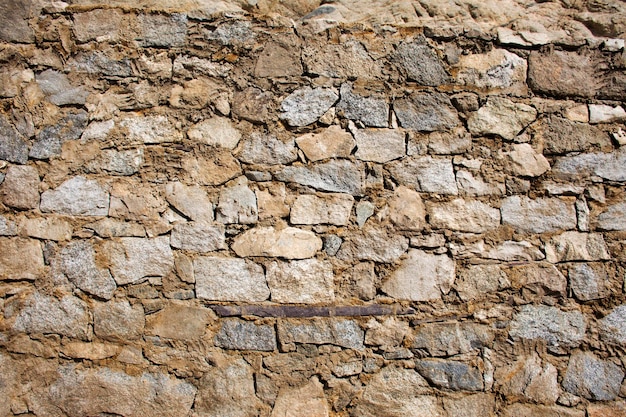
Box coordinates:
[86,148,144,176]
[428,199,500,233]
[40,176,109,216]
[599,305,626,346]
[393,41,449,86]
[353,128,405,162]
[72,9,124,43]
[36,70,88,106]
[60,241,116,300]
[0,0,34,43]
[455,264,510,302]
[562,351,624,401]
[170,221,226,252]
[194,256,269,302]
[215,177,258,224]
[394,92,459,132]
[415,360,484,391]
[337,83,388,127]
[568,263,608,301]
[388,156,458,195]
[215,319,277,351]
[596,201,626,231]
[545,232,610,263]
[232,226,322,259]
[509,305,585,349]
[275,159,363,195]
[0,114,28,164]
[106,236,174,285]
[266,259,334,304]
[236,132,297,165]
[337,228,408,263]
[164,181,214,222]
[205,21,255,46]
[534,115,610,155]
[280,87,338,127]
[467,97,536,140]
[412,323,494,357]
[278,319,364,349]
[30,111,88,159]
[0,165,39,210]
[138,13,187,47]
[290,193,354,226]
[501,196,576,234]
[94,300,145,342]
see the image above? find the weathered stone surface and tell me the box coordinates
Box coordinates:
[295,125,355,162]
[138,13,187,47]
[568,263,608,301]
[109,181,165,221]
[146,302,210,340]
[256,183,289,219]
[495,353,560,404]
[215,177,258,224]
[393,41,448,86]
[382,249,455,301]
[232,87,274,124]
[187,117,241,149]
[0,165,39,209]
[170,221,226,252]
[165,181,213,222]
[337,228,408,263]
[73,9,124,42]
[40,176,109,216]
[562,351,624,401]
[506,263,567,295]
[587,402,626,417]
[502,403,584,417]
[337,83,388,127]
[205,20,255,46]
[415,359,484,391]
[456,170,504,196]
[599,305,626,346]
[365,317,409,348]
[194,256,269,302]
[302,40,382,80]
[455,49,527,94]
[60,240,116,300]
[509,305,585,349]
[267,259,334,304]
[278,319,363,349]
[236,132,297,165]
[30,111,88,159]
[501,196,576,234]
[215,319,277,351]
[353,128,404,162]
[36,70,88,106]
[271,377,329,417]
[280,87,338,127]
[120,114,183,144]
[428,198,500,233]
[275,160,363,195]
[85,218,145,238]
[388,156,458,195]
[455,264,510,302]
[596,201,626,231]
[388,186,426,231]
[0,0,34,43]
[11,292,90,340]
[418,127,472,155]
[106,236,174,285]
[545,232,610,263]
[232,226,322,259]
[68,51,133,77]
[93,299,144,341]
[443,394,495,417]
[255,41,302,78]
[0,238,44,280]
[86,148,144,176]
[291,193,354,226]
[534,116,609,155]
[485,240,544,262]
[503,144,550,177]
[183,150,242,186]
[394,92,459,132]
[467,98,536,140]
[356,201,375,227]
[589,104,626,124]
[0,114,29,164]
[0,215,17,236]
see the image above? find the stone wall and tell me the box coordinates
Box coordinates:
[1,0,626,416]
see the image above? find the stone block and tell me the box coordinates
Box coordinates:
[275,159,363,195]
[278,319,363,349]
[232,226,322,259]
[214,319,277,351]
[428,198,500,233]
[295,125,355,162]
[337,83,388,127]
[393,41,449,86]
[0,238,44,280]
[94,300,145,342]
[500,196,576,234]
[394,92,459,132]
[105,236,174,285]
[562,351,624,401]
[146,302,210,341]
[60,240,116,300]
[599,305,626,346]
[215,177,258,224]
[353,128,405,162]
[415,359,484,391]
[170,221,226,252]
[290,193,354,226]
[412,322,494,357]
[280,86,338,127]
[266,259,334,304]
[545,232,610,262]
[337,228,408,263]
[508,305,585,349]
[388,156,458,195]
[1,165,39,209]
[236,132,297,165]
[467,97,536,140]
[194,256,269,302]
[40,176,109,216]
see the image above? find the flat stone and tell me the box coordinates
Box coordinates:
[0,165,39,209]
[85,218,145,238]
[215,319,277,351]
[183,149,242,186]
[599,305,626,346]
[0,215,17,236]
[72,8,124,42]
[61,342,119,361]
[337,83,388,127]
[569,263,608,301]
[508,305,585,349]
[412,322,495,357]
[467,97,536,140]
[502,404,584,417]
[232,226,322,259]
[485,240,545,262]
[280,86,338,127]
[11,292,90,340]
[146,302,210,340]
[365,317,409,348]
[393,41,449,86]
[302,40,383,80]
[415,359,484,391]
[275,159,363,195]
[187,116,241,149]
[278,319,363,349]
[534,116,610,155]
[108,181,166,221]
[506,263,567,295]
[295,125,355,162]
[388,186,426,231]
[0,114,28,164]
[564,104,589,123]
[394,92,459,132]
[256,183,289,220]
[271,377,329,417]
[255,41,302,78]
[501,196,576,234]
[0,238,44,280]
[382,249,455,301]
[60,240,116,300]
[353,128,405,162]
[164,181,214,222]
[562,351,624,401]
[504,144,550,177]
[215,177,257,224]
[596,201,626,231]
[30,111,88,159]
[455,48,527,94]
[456,170,504,196]
[87,148,143,176]
[455,264,510,302]
[428,198,500,233]
[0,0,34,43]
[388,156,458,195]
[495,353,560,405]
[232,87,274,124]
[170,221,226,252]
[194,256,269,302]
[41,176,109,216]
[35,70,88,106]
[421,128,472,155]
[236,132,297,165]
[337,228,408,263]
[106,236,174,285]
[93,300,144,342]
[119,114,182,144]
[67,51,133,77]
[545,232,610,262]
[267,259,334,304]
[290,193,354,226]
[443,394,496,417]
[138,13,187,47]
[589,104,626,124]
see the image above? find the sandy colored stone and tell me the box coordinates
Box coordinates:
[194,256,269,302]
[353,128,405,162]
[302,40,382,80]
[388,156,458,195]
[502,403,584,417]
[1,165,39,209]
[290,193,354,226]
[545,232,610,263]
[337,228,408,263]
[388,186,426,231]
[256,183,290,220]
[232,226,322,259]
[0,238,44,280]
[467,97,536,140]
[295,125,355,162]
[428,198,500,233]
[60,240,116,300]
[412,322,494,357]
[164,181,214,222]
[271,377,329,417]
[504,143,550,177]
[275,159,363,195]
[61,342,120,360]
[105,236,174,285]
[187,116,241,149]
[455,264,510,301]
[255,41,302,78]
[182,150,243,186]
[119,114,182,144]
[146,302,211,341]
[455,48,527,94]
[20,217,72,241]
[495,353,560,404]
[443,394,496,417]
[215,177,258,224]
[94,300,145,342]
[506,263,567,295]
[266,259,334,304]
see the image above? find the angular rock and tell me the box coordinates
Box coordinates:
[485,240,544,262]
[278,319,363,349]
[534,115,609,155]
[599,305,626,346]
[394,92,459,132]
[455,49,527,94]
[236,132,297,165]
[67,51,133,77]
[456,170,504,196]
[302,40,382,80]
[501,196,576,234]
[165,181,214,222]
[271,377,329,417]
[73,9,124,42]
[337,228,408,263]
[337,83,388,127]
[388,186,426,231]
[365,317,409,348]
[215,319,277,351]
[119,114,182,144]
[545,232,610,263]
[256,183,289,220]
[421,128,472,155]
[506,263,567,295]
[0,0,34,43]
[0,165,39,209]
[138,13,187,47]
[183,150,242,186]
[495,353,560,404]
[30,111,88,159]
[502,403,584,417]
[504,144,550,177]
[596,201,626,231]
[455,264,510,302]
[428,198,500,233]
[266,259,334,304]
[509,305,585,349]
[232,87,274,124]
[353,128,405,162]
[85,218,145,238]
[106,236,174,285]
[146,303,210,340]
[93,300,144,342]
[290,193,354,226]
[393,41,449,86]
[232,226,322,259]
[109,181,165,221]
[388,156,458,195]
[412,322,494,357]
[589,104,626,124]
[60,240,116,300]
[0,215,17,236]
[61,341,119,361]
[415,359,484,391]
[280,86,338,127]
[0,114,28,164]
[40,176,109,216]
[187,116,241,149]
[295,125,355,162]
[36,70,88,106]
[382,249,455,301]
[443,394,496,417]
[0,238,44,280]
[215,177,257,224]
[587,402,626,417]
[205,21,255,46]
[568,263,608,301]
[15,216,69,239]
[275,159,363,195]
[255,41,302,78]
[562,351,624,401]
[87,148,144,176]
[194,256,269,302]
[467,98,536,140]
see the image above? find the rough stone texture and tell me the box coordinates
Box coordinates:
[388,186,426,231]
[183,149,242,186]
[30,111,88,160]
[393,41,449,86]
[20,216,73,240]
[146,303,210,340]
[495,353,560,405]
[187,116,241,149]
[215,177,258,224]
[562,351,624,401]
[194,256,269,302]
[337,83,388,128]
[255,41,302,78]
[232,87,274,124]
[302,40,383,80]
[280,87,338,127]
[119,114,182,144]
[501,196,576,234]
[215,319,277,351]
[275,160,363,195]
[596,201,626,231]
[170,221,226,252]
[106,236,174,285]
[0,238,44,280]
[587,403,626,417]
[388,156,458,195]
[415,360,484,391]
[545,232,610,263]
[503,144,550,177]
[94,300,145,342]
[394,92,459,132]
[40,176,109,216]
[455,49,527,94]
[165,181,214,222]
[278,319,364,349]
[382,249,455,301]
[337,228,408,263]
[0,114,29,164]
[502,404,584,417]
[568,263,608,301]
[290,193,354,226]
[73,8,124,43]
[509,305,586,349]
[60,240,117,300]
[412,322,494,357]
[428,198,500,233]
[455,264,510,302]
[236,132,297,165]
[0,165,39,209]
[232,226,322,259]
[467,98,536,140]
[139,13,187,47]
[36,70,88,106]
[271,377,329,417]
[506,263,567,296]
[353,128,405,162]
[599,305,626,346]
[443,394,496,417]
[534,115,610,155]
[295,125,355,162]
[266,259,334,304]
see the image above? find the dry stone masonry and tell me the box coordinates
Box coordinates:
[0,0,626,416]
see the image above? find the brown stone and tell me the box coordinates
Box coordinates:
[0,238,44,280]
[271,377,329,417]
[145,302,211,340]
[0,165,39,209]
[255,41,302,78]
[232,87,274,123]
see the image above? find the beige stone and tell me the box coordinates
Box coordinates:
[19,216,72,241]
[182,150,242,186]
[0,238,44,280]
[545,232,611,263]
[456,48,527,95]
[145,302,211,340]
[267,259,334,304]
[468,97,537,140]
[105,236,174,285]
[564,104,589,123]
[388,186,426,231]
[505,263,567,295]
[295,125,355,162]
[61,342,120,360]
[256,183,290,220]
[495,353,560,404]
[353,128,405,163]
[164,181,214,222]
[290,193,354,226]
[428,198,500,233]
[232,226,322,259]
[187,116,241,149]
[504,143,550,177]
[271,377,329,417]
[1,165,39,209]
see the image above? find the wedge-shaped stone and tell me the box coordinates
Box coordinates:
[164,181,214,222]
[232,226,322,259]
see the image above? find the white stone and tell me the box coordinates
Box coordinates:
[388,156,458,195]
[504,144,550,177]
[60,240,116,300]
[106,236,174,285]
[119,114,182,144]
[215,177,258,224]
[353,128,405,162]
[232,226,322,259]
[267,259,334,304]
[428,198,500,233]
[187,116,241,149]
[501,196,576,234]
[164,181,214,222]
[194,256,269,302]
[337,228,408,263]
[545,232,610,263]
[170,221,226,252]
[280,87,338,127]
[290,193,354,226]
[596,201,626,231]
[589,104,626,124]
[40,176,109,216]
[468,97,537,140]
